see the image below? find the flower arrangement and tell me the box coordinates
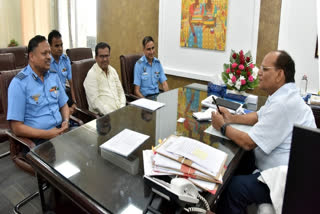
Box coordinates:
[222,50,259,92]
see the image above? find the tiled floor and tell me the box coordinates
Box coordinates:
[0,141,41,214]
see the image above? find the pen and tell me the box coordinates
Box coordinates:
[212,96,222,114]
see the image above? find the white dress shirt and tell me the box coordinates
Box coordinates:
[83,63,126,115]
[248,83,316,171]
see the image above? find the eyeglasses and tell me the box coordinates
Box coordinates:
[260,65,278,72]
[98,55,110,59]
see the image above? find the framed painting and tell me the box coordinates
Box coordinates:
[180,0,228,51]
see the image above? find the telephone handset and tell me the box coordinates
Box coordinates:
[144,175,199,204]
[170,178,199,203]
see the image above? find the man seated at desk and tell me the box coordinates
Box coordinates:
[134,36,169,98]
[211,50,316,213]
[7,35,70,147]
[83,42,126,115]
[48,30,77,115]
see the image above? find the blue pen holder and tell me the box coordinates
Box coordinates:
[207,82,227,98]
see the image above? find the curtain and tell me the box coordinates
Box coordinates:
[20,0,57,45]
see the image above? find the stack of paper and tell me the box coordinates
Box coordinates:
[192,108,216,121]
[130,98,165,111]
[142,135,228,194]
[100,129,149,157]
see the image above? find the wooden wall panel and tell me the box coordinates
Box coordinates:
[97,0,159,77]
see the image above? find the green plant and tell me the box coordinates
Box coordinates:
[8,39,19,47]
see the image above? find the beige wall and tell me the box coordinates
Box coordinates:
[0,0,58,48]
[0,0,22,48]
[97,0,281,96]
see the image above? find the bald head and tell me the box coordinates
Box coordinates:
[259,51,295,95]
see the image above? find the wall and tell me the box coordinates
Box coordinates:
[158,0,260,82]
[97,0,159,76]
[96,0,286,95]
[0,0,22,48]
[278,0,319,93]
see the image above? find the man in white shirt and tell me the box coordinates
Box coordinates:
[212,50,316,214]
[83,42,126,115]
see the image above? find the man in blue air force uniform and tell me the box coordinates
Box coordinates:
[48,30,77,115]
[134,36,169,98]
[7,35,69,147]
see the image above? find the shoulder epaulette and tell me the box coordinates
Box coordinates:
[49,69,57,73]
[15,72,26,80]
[137,59,142,64]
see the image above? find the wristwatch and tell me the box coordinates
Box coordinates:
[220,123,230,136]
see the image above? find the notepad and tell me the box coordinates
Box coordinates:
[130,98,165,111]
[100,129,149,157]
[192,108,216,121]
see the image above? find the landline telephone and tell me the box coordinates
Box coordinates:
[144,176,212,213]
[144,175,199,204]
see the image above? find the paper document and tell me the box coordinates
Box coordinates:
[100,129,149,157]
[130,98,165,111]
[165,136,227,175]
[153,153,222,183]
[205,124,252,140]
[192,108,216,121]
[155,135,227,179]
[143,150,171,176]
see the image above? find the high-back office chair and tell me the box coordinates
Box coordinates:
[0,55,17,158]
[0,46,28,69]
[0,69,37,174]
[71,58,99,119]
[0,53,16,119]
[66,47,93,63]
[0,53,16,71]
[119,53,143,101]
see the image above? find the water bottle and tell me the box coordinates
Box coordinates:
[300,75,308,97]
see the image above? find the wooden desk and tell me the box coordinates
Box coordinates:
[27,84,265,213]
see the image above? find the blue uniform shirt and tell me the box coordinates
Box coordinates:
[133,55,167,97]
[50,54,72,90]
[7,65,68,130]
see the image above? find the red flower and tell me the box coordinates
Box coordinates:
[246,56,250,62]
[236,70,241,75]
[232,53,237,59]
[239,50,244,56]
[245,67,249,72]
[247,71,251,76]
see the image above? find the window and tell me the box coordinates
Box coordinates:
[58,0,97,50]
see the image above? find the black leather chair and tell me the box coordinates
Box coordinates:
[119,53,143,101]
